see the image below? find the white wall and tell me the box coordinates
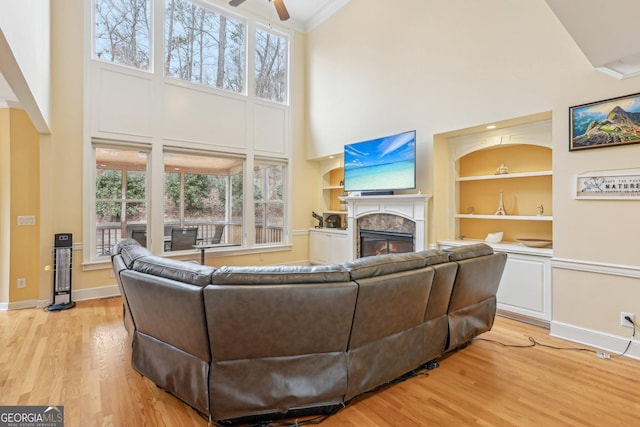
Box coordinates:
[0,1,50,132]
[306,0,640,356]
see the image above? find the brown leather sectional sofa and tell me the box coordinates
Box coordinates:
[111,239,507,422]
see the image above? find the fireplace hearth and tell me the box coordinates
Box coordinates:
[360,229,414,257]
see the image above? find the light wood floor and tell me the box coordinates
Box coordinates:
[1,297,639,426]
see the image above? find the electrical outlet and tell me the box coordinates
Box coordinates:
[620,312,634,328]
[17,278,26,289]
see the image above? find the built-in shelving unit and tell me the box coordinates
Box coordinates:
[452,121,553,245]
[320,159,348,225]
[439,118,553,325]
[310,158,349,264]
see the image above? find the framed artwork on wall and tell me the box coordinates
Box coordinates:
[569,92,640,151]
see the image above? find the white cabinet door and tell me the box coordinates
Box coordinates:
[328,233,350,264]
[309,230,329,265]
[309,229,350,265]
[438,240,551,325]
[496,252,551,323]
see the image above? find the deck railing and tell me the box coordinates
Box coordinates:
[97,221,283,256]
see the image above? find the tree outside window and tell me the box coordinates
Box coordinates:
[254,161,285,245]
[95,0,151,70]
[91,0,291,258]
[163,152,244,250]
[165,0,245,93]
[95,147,148,256]
[255,27,288,103]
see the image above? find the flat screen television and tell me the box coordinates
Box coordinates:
[343,130,416,194]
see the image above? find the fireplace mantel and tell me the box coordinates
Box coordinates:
[340,194,432,260]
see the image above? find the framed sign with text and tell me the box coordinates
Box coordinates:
[575,170,640,199]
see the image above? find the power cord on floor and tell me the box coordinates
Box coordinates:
[476,316,638,359]
[209,403,346,427]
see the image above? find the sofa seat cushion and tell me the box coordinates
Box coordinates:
[344,252,426,280]
[212,264,350,285]
[132,256,215,287]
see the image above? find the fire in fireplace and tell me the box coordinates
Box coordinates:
[360,229,414,257]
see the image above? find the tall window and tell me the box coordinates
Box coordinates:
[94,0,152,70]
[95,147,148,256]
[163,151,244,251]
[90,1,292,259]
[255,27,288,103]
[164,0,245,93]
[254,161,286,245]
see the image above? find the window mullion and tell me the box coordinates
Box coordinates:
[180,171,185,227]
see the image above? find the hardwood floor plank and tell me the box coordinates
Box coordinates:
[1,297,639,426]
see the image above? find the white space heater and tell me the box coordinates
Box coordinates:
[48,233,76,311]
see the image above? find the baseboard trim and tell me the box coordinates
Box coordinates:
[497,309,550,329]
[0,299,39,311]
[0,284,121,311]
[550,320,640,360]
[73,284,121,301]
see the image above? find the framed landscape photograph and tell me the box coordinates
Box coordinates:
[570,92,640,151]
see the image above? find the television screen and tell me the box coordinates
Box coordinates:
[343,130,416,193]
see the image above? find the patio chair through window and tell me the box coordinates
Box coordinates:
[211,224,225,244]
[170,227,198,251]
[131,230,147,248]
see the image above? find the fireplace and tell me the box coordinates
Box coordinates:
[341,194,431,261]
[360,229,414,257]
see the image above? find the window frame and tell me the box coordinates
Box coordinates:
[93,0,155,72]
[162,148,246,252]
[90,142,151,261]
[253,158,287,246]
[84,0,294,267]
[254,23,290,105]
[163,0,247,95]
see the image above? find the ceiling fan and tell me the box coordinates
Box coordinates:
[229,0,290,21]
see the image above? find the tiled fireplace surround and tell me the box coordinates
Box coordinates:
[341,194,431,260]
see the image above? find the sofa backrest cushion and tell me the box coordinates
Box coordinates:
[445,242,494,261]
[204,281,358,360]
[211,264,350,285]
[348,266,435,348]
[447,252,508,312]
[345,252,426,280]
[132,256,215,287]
[120,270,211,362]
[423,262,458,322]
[417,249,450,266]
[118,241,153,268]
[114,237,140,252]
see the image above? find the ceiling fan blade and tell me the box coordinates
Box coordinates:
[229,0,246,7]
[273,0,290,21]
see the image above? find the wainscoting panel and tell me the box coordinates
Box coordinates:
[551,257,640,360]
[163,81,247,149]
[254,102,287,156]
[94,65,154,139]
